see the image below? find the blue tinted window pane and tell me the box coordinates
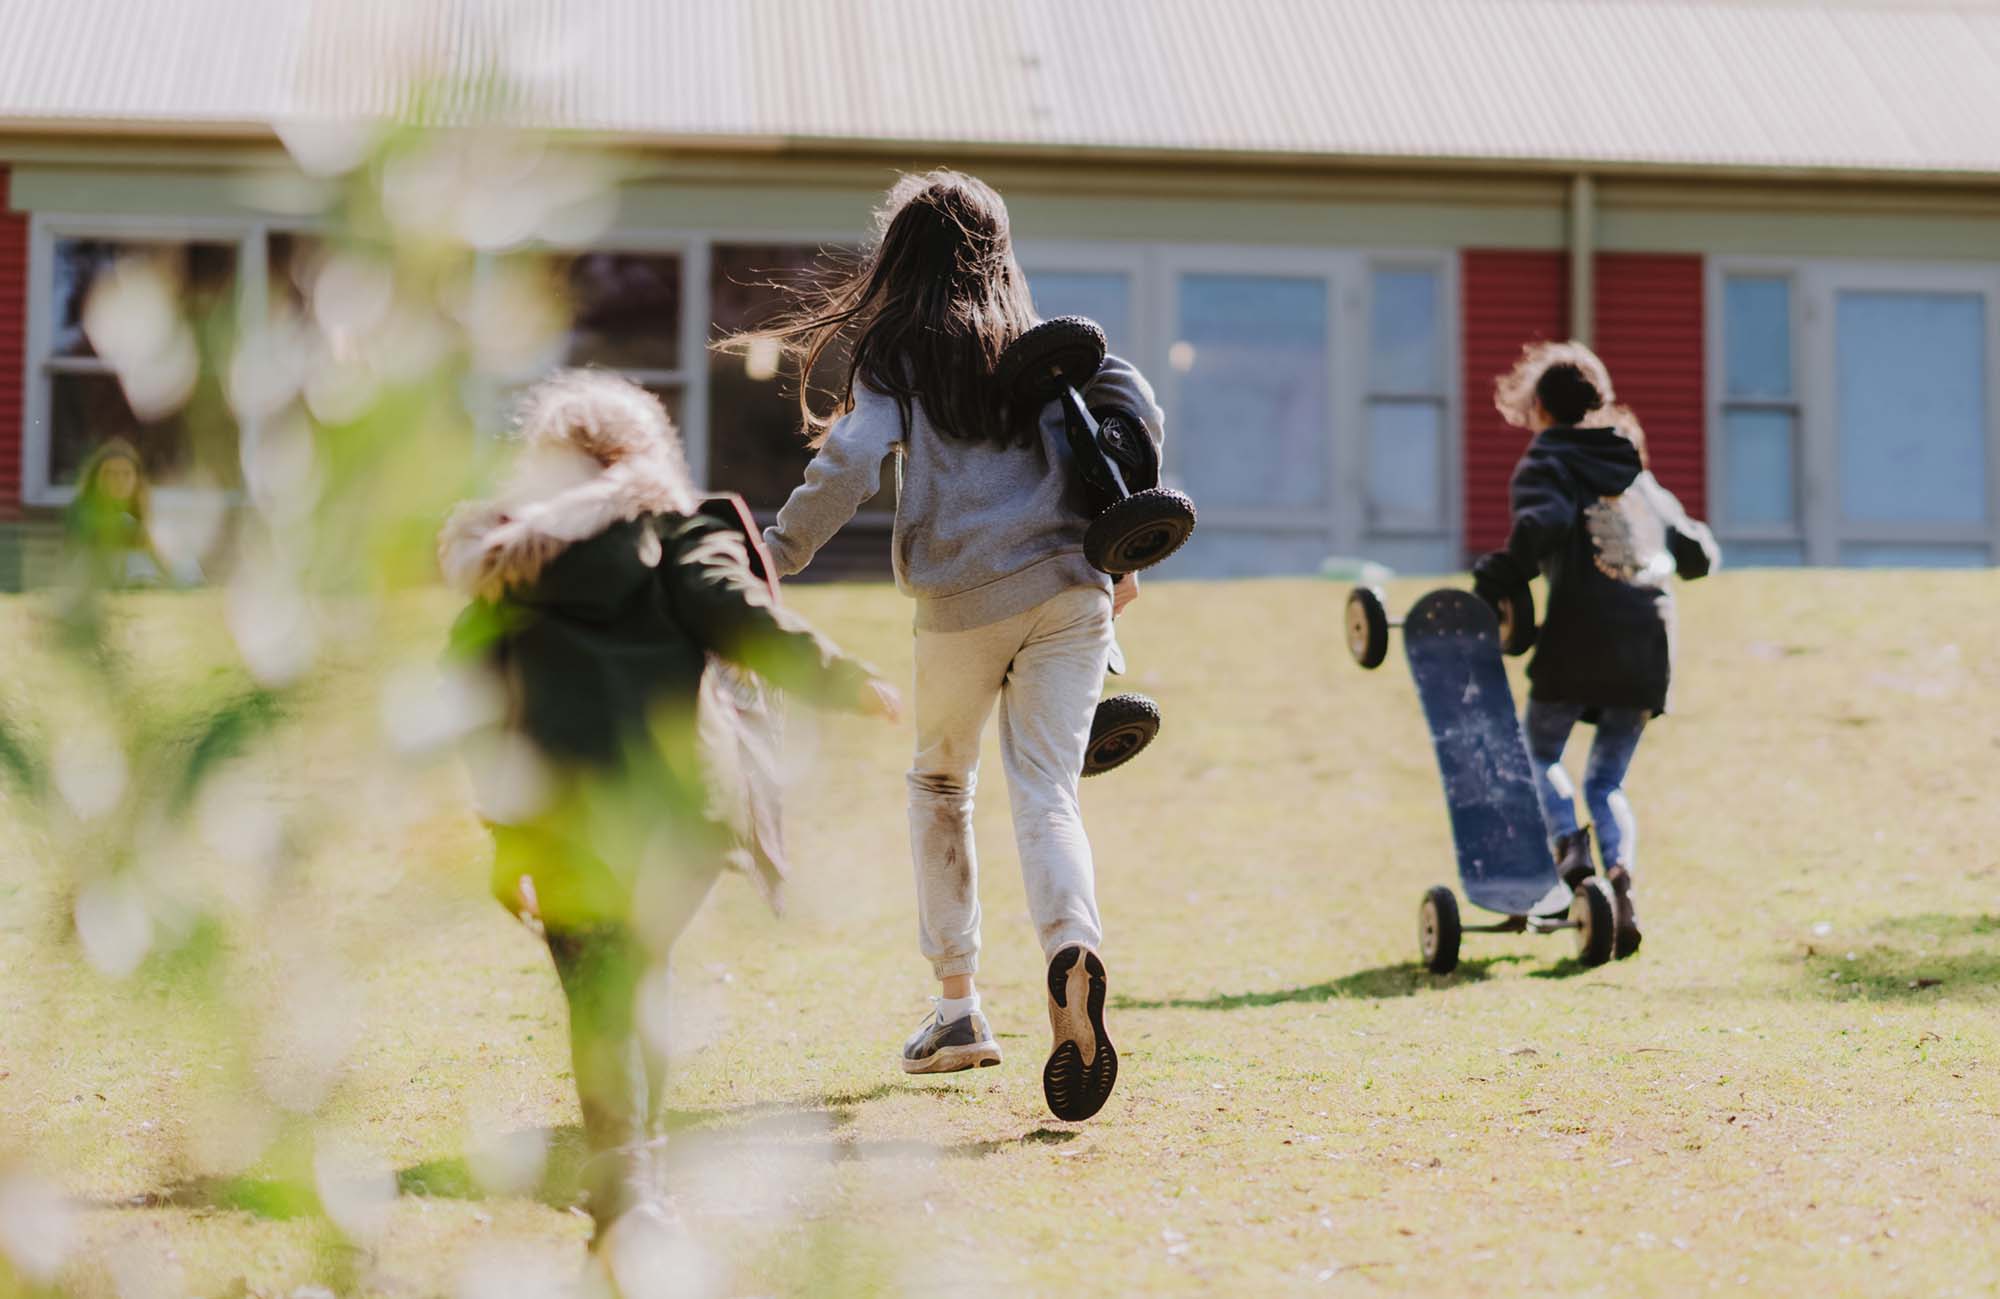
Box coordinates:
[1724,276,1793,399]
[1839,543,1989,568]
[1174,274,1329,511]
[1722,409,1797,526]
[1370,268,1440,394]
[1366,399,1444,529]
[1027,271,1133,358]
[1723,541,1806,567]
[1835,291,1987,526]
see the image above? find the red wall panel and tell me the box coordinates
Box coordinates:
[1593,252,1707,518]
[1460,249,1709,558]
[1461,250,1567,555]
[0,168,26,520]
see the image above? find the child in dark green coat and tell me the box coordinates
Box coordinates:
[439,371,898,1250]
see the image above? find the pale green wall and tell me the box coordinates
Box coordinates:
[10,152,1995,261]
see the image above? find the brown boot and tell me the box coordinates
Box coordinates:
[1604,865,1641,958]
[1553,826,1596,891]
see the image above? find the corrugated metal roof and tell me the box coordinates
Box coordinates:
[5,0,2000,178]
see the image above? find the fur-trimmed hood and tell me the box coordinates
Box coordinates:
[440,368,701,600]
[438,447,697,601]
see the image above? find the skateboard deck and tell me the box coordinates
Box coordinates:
[1403,589,1566,918]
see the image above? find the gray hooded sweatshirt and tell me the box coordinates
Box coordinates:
[763,355,1166,632]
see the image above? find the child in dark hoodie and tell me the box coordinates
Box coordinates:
[438,371,898,1256]
[1473,342,1719,956]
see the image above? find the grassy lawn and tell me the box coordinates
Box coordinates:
[3,569,1999,1297]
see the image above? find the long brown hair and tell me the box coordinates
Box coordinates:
[1491,339,1648,466]
[727,170,1038,448]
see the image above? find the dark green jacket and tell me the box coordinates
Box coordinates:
[451,512,870,771]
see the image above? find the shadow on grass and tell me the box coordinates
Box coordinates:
[1800,912,2000,1000]
[1115,955,1532,1011]
[1525,957,1610,980]
[104,1082,1063,1219]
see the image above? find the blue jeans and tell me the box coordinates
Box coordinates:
[1523,699,1648,872]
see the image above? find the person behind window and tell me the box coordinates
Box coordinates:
[1474,341,1720,958]
[63,438,169,588]
[741,170,1160,1123]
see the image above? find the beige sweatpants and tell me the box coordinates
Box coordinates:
[907,584,1113,980]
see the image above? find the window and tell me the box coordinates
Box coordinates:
[706,243,835,511]
[559,250,688,428]
[1718,275,1801,562]
[33,235,241,494]
[1364,266,1447,534]
[1174,273,1330,515]
[1027,271,1134,357]
[1834,291,1986,528]
[1714,261,1998,567]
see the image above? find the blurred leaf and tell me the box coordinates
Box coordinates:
[167,689,287,814]
[0,713,44,797]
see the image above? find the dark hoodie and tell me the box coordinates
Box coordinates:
[1499,426,1719,717]
[450,512,871,770]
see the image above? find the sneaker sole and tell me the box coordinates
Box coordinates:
[1043,946,1117,1122]
[901,1042,1002,1075]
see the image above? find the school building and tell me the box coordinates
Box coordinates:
[4,0,2000,584]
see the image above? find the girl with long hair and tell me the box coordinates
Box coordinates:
[743,170,1162,1122]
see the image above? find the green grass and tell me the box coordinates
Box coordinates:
[4,570,2000,1296]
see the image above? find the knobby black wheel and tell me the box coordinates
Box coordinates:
[1345,585,1391,669]
[1420,885,1462,974]
[1083,487,1197,574]
[1083,693,1161,777]
[1572,877,1616,967]
[993,316,1107,407]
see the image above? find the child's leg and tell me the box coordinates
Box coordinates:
[998,586,1116,1121]
[1581,708,1648,871]
[543,921,654,1236]
[1523,698,1586,841]
[907,618,1018,986]
[544,925,649,1154]
[996,587,1112,959]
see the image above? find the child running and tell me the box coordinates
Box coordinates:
[746,170,1161,1122]
[439,371,899,1251]
[1475,342,1719,956]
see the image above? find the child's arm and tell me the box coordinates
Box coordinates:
[761,383,900,578]
[1474,456,1578,597]
[1501,457,1579,572]
[670,520,891,714]
[1638,475,1721,580]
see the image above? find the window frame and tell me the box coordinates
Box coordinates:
[526,232,708,481]
[1706,262,1805,552]
[23,211,263,508]
[1707,255,2000,565]
[1144,243,1461,567]
[1359,255,1460,547]
[18,215,1469,569]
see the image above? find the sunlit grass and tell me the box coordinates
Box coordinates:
[3,568,1999,1296]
